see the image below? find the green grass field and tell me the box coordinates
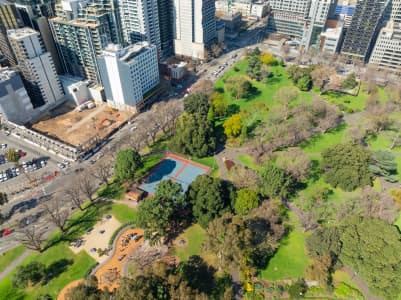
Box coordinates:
[236,154,261,171]
[0,244,95,300]
[260,212,309,281]
[109,203,137,224]
[0,245,26,273]
[172,224,206,262]
[301,124,347,154]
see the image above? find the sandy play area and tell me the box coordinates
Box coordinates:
[69,215,122,263]
[95,228,144,291]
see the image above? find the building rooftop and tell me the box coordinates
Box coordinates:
[0,68,19,82]
[102,42,153,62]
[7,27,38,40]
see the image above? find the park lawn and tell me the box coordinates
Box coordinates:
[0,243,96,300]
[97,180,125,199]
[260,212,310,281]
[109,203,137,224]
[172,224,206,262]
[301,124,347,154]
[333,270,360,290]
[236,153,261,171]
[0,245,26,273]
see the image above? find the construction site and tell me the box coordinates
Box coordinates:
[31,101,132,150]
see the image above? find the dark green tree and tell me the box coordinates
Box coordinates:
[115,276,170,300]
[288,280,307,299]
[260,163,295,199]
[114,149,143,182]
[187,175,233,227]
[321,143,372,191]
[297,75,313,91]
[65,276,107,300]
[0,192,7,206]
[137,180,186,243]
[170,112,216,158]
[183,92,210,116]
[178,255,214,294]
[369,150,398,182]
[12,262,46,288]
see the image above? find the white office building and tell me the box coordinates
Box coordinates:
[173,0,216,60]
[97,42,159,112]
[0,68,35,124]
[118,0,161,53]
[7,27,64,109]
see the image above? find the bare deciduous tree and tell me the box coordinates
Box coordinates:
[78,171,97,202]
[92,160,113,186]
[41,198,69,232]
[17,225,46,252]
[65,184,85,211]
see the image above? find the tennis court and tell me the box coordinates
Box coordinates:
[140,154,210,194]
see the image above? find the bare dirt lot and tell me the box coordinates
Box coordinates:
[32,102,132,147]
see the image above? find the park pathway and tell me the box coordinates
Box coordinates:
[0,249,32,281]
[343,267,382,300]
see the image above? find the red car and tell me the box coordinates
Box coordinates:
[2,228,12,237]
[18,150,27,157]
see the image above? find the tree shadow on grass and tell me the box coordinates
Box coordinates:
[244,86,261,101]
[247,120,262,138]
[44,201,112,249]
[46,258,73,280]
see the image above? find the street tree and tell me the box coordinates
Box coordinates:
[17,225,47,252]
[136,180,186,243]
[6,148,19,163]
[0,192,8,206]
[78,171,97,201]
[114,149,143,182]
[65,184,84,211]
[187,175,233,228]
[41,198,69,232]
[92,160,113,186]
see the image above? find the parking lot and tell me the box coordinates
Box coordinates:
[0,130,63,196]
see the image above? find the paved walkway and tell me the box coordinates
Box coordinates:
[0,249,32,281]
[344,267,382,300]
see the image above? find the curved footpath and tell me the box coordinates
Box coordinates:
[57,279,84,300]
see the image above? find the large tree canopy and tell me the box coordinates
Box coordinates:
[183,92,210,116]
[170,112,216,158]
[187,175,233,228]
[137,180,186,243]
[307,217,401,299]
[260,163,295,199]
[321,143,372,191]
[114,149,143,182]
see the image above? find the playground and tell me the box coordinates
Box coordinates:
[139,153,210,194]
[95,228,144,291]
